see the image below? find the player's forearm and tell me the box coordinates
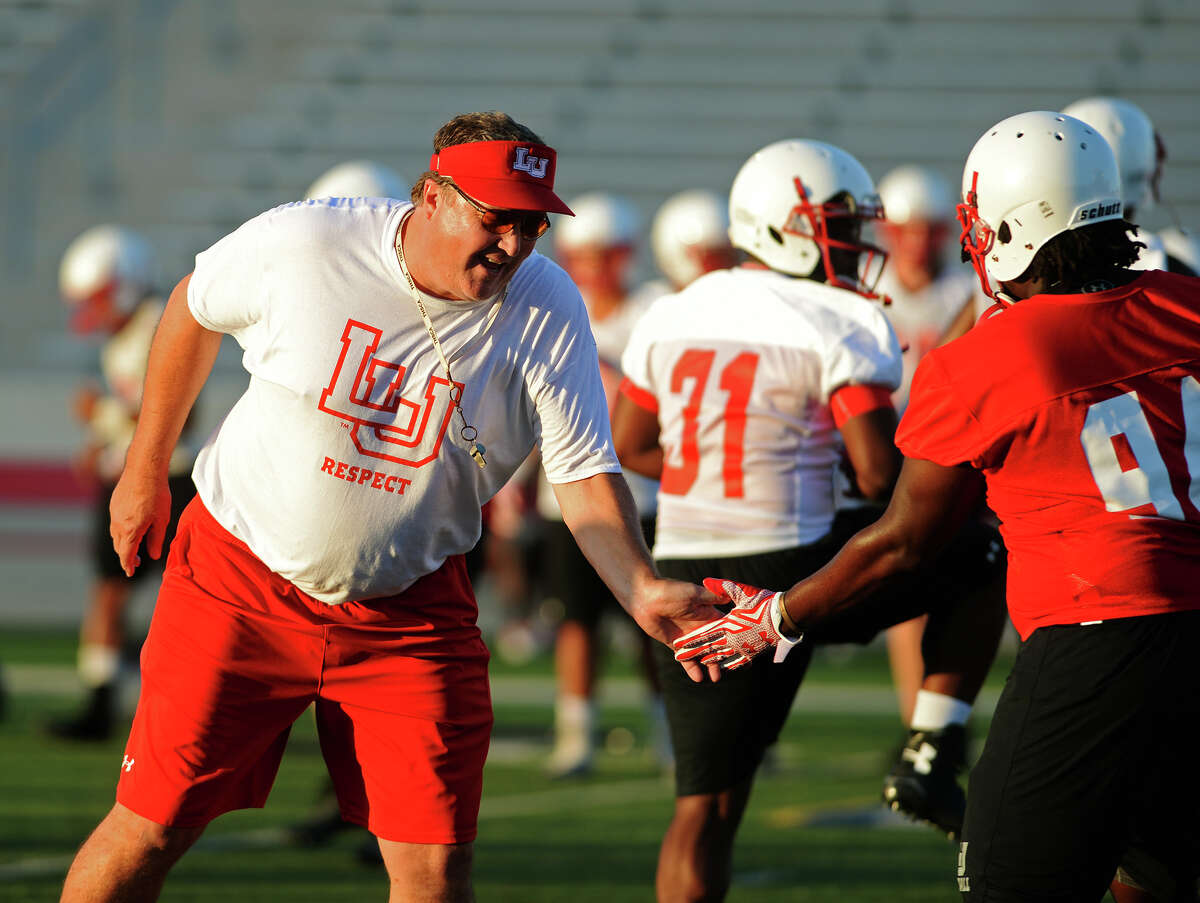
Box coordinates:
[780,511,920,630]
[611,393,664,479]
[553,470,657,611]
[617,448,663,480]
[123,274,221,477]
[779,458,980,629]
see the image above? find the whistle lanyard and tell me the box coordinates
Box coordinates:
[394,216,495,468]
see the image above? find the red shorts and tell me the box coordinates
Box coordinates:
[117,498,492,844]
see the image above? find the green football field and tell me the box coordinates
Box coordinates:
[0,628,1009,902]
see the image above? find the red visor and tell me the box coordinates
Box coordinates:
[430,141,574,215]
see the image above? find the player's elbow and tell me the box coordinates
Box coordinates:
[854,456,901,502]
[855,470,895,503]
[855,509,927,578]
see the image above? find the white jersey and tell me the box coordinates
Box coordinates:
[94,298,193,481]
[621,266,901,559]
[535,282,660,521]
[188,197,616,603]
[1131,229,1169,273]
[876,264,976,411]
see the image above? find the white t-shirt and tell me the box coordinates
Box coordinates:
[621,267,901,559]
[876,264,976,411]
[188,197,616,603]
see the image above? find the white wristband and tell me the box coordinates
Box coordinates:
[770,593,803,663]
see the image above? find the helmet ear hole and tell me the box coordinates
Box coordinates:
[767,225,785,246]
[997,221,1012,244]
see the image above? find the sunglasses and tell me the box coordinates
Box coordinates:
[448,182,551,240]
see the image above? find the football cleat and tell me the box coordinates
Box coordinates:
[881,724,967,840]
[545,738,594,780]
[45,684,114,742]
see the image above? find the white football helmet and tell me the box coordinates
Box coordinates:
[877,165,955,225]
[1060,97,1161,216]
[727,139,886,294]
[957,111,1122,304]
[305,160,408,200]
[553,192,639,251]
[650,189,733,288]
[59,225,155,332]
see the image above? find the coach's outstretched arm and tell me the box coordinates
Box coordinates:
[109,273,222,576]
[553,471,724,682]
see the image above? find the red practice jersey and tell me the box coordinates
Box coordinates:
[897,270,1200,639]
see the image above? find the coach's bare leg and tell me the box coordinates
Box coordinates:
[656,781,754,903]
[377,838,474,903]
[60,803,205,902]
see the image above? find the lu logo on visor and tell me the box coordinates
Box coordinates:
[512,147,549,179]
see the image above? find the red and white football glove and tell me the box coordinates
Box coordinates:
[672,578,803,671]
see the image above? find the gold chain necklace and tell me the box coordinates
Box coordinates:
[394,216,489,468]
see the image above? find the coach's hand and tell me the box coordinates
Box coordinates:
[672,578,803,671]
[109,466,172,577]
[629,576,726,683]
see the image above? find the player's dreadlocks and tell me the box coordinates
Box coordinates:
[1016,220,1145,292]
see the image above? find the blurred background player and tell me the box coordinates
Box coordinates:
[648,189,739,295]
[863,165,1005,735]
[48,225,197,741]
[1061,96,1197,277]
[614,140,1005,901]
[867,165,1008,821]
[304,159,409,202]
[1158,226,1200,275]
[873,166,979,410]
[538,191,666,778]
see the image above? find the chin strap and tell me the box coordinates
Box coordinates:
[992,290,1017,307]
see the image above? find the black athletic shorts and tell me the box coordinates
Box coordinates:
[958,610,1200,902]
[542,516,656,629]
[654,513,1005,798]
[654,543,829,796]
[92,475,196,580]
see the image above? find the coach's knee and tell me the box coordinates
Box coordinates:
[378,838,474,902]
[109,803,205,865]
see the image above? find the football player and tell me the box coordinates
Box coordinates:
[866,165,1008,807]
[50,225,196,741]
[614,139,1005,901]
[649,189,739,294]
[1158,226,1200,274]
[675,110,1200,903]
[1062,96,1197,278]
[304,159,408,201]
